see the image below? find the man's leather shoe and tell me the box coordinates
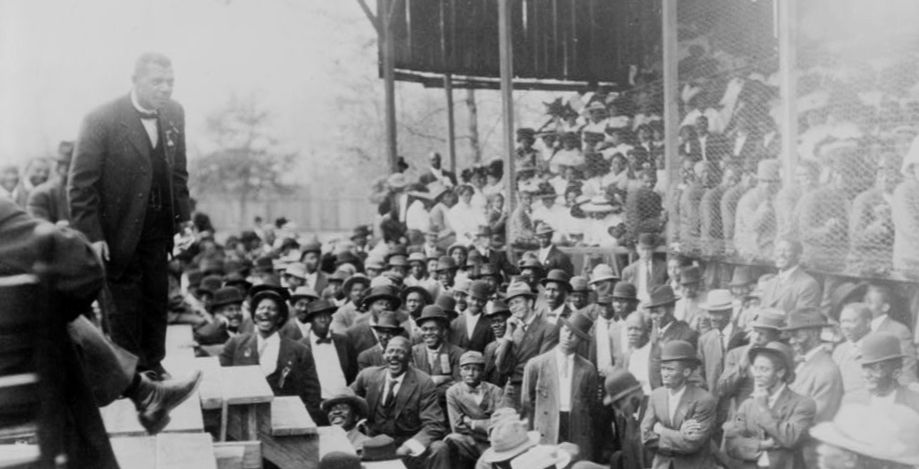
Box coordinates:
[134,370,202,434]
[144,362,173,381]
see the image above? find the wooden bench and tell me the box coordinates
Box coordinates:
[110,433,217,469]
[258,397,319,469]
[165,325,196,353]
[100,389,205,437]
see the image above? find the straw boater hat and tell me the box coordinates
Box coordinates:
[699,289,733,311]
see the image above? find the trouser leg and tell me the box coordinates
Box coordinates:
[137,237,169,368]
[67,315,138,406]
[108,257,146,367]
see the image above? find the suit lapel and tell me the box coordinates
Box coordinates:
[392,369,415,418]
[118,97,153,161]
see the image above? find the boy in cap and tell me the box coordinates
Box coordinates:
[522,313,600,461]
[640,340,716,469]
[444,351,506,467]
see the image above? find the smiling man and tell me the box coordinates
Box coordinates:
[69,52,190,379]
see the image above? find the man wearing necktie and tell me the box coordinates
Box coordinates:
[70,53,190,378]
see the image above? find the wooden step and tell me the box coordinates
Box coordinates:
[100,389,204,436]
[165,325,195,352]
[269,396,316,436]
[0,444,40,469]
[110,433,217,469]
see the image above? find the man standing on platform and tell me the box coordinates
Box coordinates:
[70,53,190,378]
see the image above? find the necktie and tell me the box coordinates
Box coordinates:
[136,108,158,119]
[315,336,332,344]
[382,379,397,407]
[646,261,653,289]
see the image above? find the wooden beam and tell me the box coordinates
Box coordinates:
[355,0,380,35]
[382,0,398,172]
[498,0,516,259]
[444,74,457,174]
[661,0,679,244]
[777,0,798,182]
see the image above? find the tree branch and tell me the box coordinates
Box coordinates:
[356,0,381,35]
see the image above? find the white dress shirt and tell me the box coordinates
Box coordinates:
[131,89,159,147]
[555,349,575,412]
[667,384,687,423]
[595,316,615,372]
[310,332,347,399]
[465,311,481,340]
[628,341,653,394]
[256,332,281,376]
[636,260,652,302]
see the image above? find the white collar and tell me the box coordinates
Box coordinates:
[387,371,407,385]
[130,89,157,116]
[257,331,280,347]
[870,314,888,332]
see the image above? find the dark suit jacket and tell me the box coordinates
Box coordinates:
[411,342,465,395]
[357,345,385,371]
[656,319,699,348]
[509,316,559,383]
[279,318,307,342]
[640,384,717,469]
[724,386,816,469]
[698,327,747,393]
[540,245,574,277]
[350,366,447,447]
[449,313,494,353]
[483,339,515,386]
[345,321,410,355]
[27,178,70,223]
[621,258,668,294]
[298,332,357,384]
[69,94,190,278]
[219,333,323,423]
[479,247,517,278]
[193,317,253,346]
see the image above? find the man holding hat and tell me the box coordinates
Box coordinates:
[412,305,466,398]
[444,351,506,467]
[844,332,919,414]
[722,341,816,468]
[534,223,574,276]
[503,282,558,410]
[697,289,747,396]
[783,307,843,424]
[603,368,648,469]
[640,340,716,469]
[538,269,574,326]
[646,285,699,347]
[734,159,782,260]
[621,233,668,303]
[322,386,371,453]
[450,280,496,353]
[299,299,356,398]
[717,309,786,418]
[522,312,600,461]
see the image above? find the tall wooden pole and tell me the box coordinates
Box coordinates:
[382,0,398,172]
[777,0,798,182]
[466,89,481,162]
[662,0,679,243]
[444,74,457,175]
[498,0,516,257]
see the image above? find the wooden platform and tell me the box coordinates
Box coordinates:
[100,391,205,436]
[110,433,217,469]
[270,396,317,436]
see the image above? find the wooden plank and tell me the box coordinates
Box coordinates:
[166,325,195,351]
[0,444,41,468]
[101,391,204,437]
[110,436,155,469]
[213,441,261,469]
[213,444,245,469]
[220,367,273,405]
[196,357,224,410]
[364,461,407,469]
[111,434,219,469]
[270,396,317,436]
[316,426,356,459]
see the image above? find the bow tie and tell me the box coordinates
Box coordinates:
[136,109,158,119]
[315,337,332,344]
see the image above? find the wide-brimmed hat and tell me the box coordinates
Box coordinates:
[401,285,433,305]
[320,386,369,418]
[859,332,906,365]
[460,351,486,367]
[748,341,796,383]
[509,444,572,469]
[363,435,399,461]
[468,280,492,301]
[637,233,659,249]
[407,252,427,265]
[569,276,590,293]
[589,264,619,284]
[660,340,700,365]
[386,173,409,190]
[417,305,451,327]
[810,403,919,466]
[435,256,457,272]
[679,265,702,285]
[249,275,291,301]
[251,290,290,325]
[612,282,638,301]
[290,286,320,303]
[560,312,593,341]
[342,274,370,294]
[699,289,733,311]
[360,285,402,309]
[486,300,511,317]
[727,266,756,287]
[304,299,338,320]
[211,287,244,310]
[481,420,541,463]
[581,196,616,213]
[603,367,643,405]
[781,307,829,331]
[539,269,571,289]
[505,282,535,302]
[329,269,350,283]
[646,285,680,308]
[197,275,223,296]
[748,308,786,330]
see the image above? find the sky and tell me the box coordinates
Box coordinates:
[0,0,377,165]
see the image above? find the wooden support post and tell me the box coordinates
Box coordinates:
[382,0,398,172]
[661,0,679,243]
[498,0,516,259]
[777,0,798,181]
[444,74,457,175]
[466,89,481,163]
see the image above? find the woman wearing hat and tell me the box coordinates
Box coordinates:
[580,195,622,248]
[723,341,815,469]
[219,289,323,424]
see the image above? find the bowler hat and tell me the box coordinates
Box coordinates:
[727,266,756,287]
[223,271,252,294]
[387,255,408,267]
[748,309,786,330]
[535,223,554,237]
[304,299,338,319]
[290,286,320,303]
[569,276,590,293]
[335,251,360,268]
[486,300,511,317]
[211,287,244,310]
[249,275,291,301]
[475,226,493,238]
[401,285,433,305]
[699,289,733,311]
[679,265,702,285]
[781,307,829,331]
[460,351,486,367]
[539,269,571,289]
[186,269,203,289]
[646,285,680,308]
[251,290,289,325]
[603,367,643,405]
[748,341,796,383]
[320,386,369,418]
[360,285,402,309]
[197,275,223,296]
[300,240,322,256]
[434,295,457,317]
[660,340,700,365]
[370,311,404,332]
[417,305,451,327]
[253,256,274,273]
[859,332,906,365]
[637,233,658,249]
[589,264,619,284]
[468,280,492,301]
[342,274,370,294]
[560,312,594,341]
[320,452,361,469]
[362,435,399,461]
[435,256,457,272]
[505,282,535,302]
[611,282,638,301]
